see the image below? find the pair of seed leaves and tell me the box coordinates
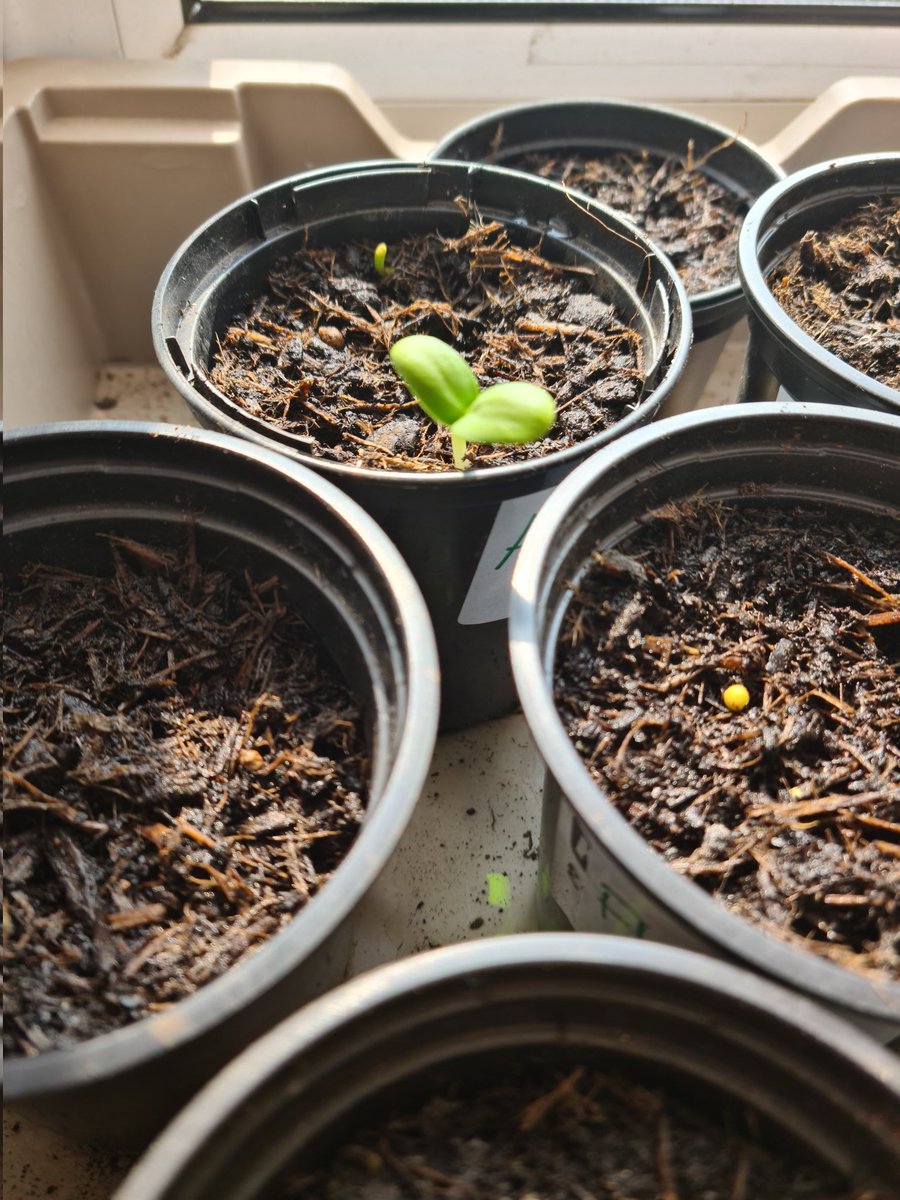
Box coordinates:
[389,334,556,450]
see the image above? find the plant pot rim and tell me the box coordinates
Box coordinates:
[430,97,786,315]
[152,158,692,488]
[114,931,900,1200]
[738,152,900,410]
[509,400,900,1026]
[4,419,440,1101]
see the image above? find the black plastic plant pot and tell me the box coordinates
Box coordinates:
[431,99,784,413]
[153,159,691,731]
[113,934,900,1200]
[509,402,900,1045]
[3,421,440,1149]
[738,153,900,414]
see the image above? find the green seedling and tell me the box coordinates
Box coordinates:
[389,334,555,471]
[373,241,392,278]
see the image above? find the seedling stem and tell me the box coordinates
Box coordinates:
[450,432,469,472]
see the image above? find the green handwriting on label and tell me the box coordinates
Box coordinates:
[597,882,647,938]
[538,864,551,899]
[494,514,537,571]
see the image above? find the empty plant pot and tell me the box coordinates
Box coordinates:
[432,99,784,414]
[153,158,691,731]
[114,934,900,1200]
[738,152,900,413]
[509,401,900,1045]
[3,421,439,1148]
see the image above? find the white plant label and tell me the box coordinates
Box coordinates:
[550,805,900,1045]
[551,804,706,951]
[457,485,556,625]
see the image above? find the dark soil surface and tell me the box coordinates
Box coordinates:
[554,500,899,981]
[504,143,749,296]
[3,535,368,1055]
[276,1056,873,1199]
[208,220,646,472]
[768,198,900,390]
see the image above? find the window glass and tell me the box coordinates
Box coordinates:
[183,0,900,23]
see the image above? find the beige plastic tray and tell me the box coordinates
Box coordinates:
[3,60,899,1200]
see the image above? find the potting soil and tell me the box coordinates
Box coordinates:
[2,535,368,1054]
[208,220,646,471]
[767,197,900,390]
[554,500,899,982]
[275,1054,871,1199]
[504,143,748,296]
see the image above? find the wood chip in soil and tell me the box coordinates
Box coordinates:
[275,1052,880,1199]
[2,533,368,1055]
[767,197,900,390]
[503,140,749,296]
[554,500,899,982]
[207,216,646,472]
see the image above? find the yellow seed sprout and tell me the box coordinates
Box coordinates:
[722,683,750,712]
[373,241,391,278]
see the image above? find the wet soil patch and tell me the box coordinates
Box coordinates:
[503,143,749,296]
[277,1053,868,1198]
[767,198,900,390]
[208,219,646,472]
[3,535,368,1055]
[554,500,899,981]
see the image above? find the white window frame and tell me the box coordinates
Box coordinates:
[4,0,897,111]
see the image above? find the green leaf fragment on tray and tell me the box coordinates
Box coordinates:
[486,872,510,908]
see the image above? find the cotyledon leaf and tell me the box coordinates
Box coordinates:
[451,381,556,445]
[389,334,479,426]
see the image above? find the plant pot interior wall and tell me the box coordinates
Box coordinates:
[171,1041,892,1199]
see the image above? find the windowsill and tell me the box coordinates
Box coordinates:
[171,20,899,107]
